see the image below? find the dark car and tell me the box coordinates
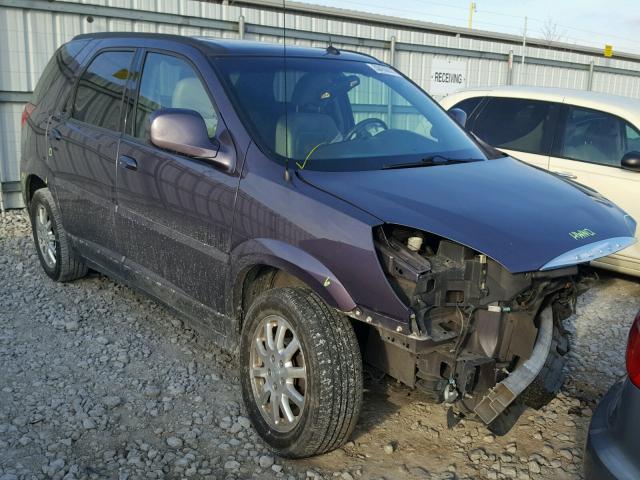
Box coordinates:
[21,33,636,458]
[584,310,640,480]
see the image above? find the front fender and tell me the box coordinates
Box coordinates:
[230,238,357,315]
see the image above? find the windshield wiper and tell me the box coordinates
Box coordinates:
[382,155,482,170]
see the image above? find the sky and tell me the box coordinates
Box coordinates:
[293,0,640,55]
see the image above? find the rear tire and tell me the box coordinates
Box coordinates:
[239,287,362,458]
[30,188,88,282]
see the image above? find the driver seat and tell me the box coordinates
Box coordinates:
[275,73,341,159]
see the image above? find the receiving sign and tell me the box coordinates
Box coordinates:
[429,58,467,96]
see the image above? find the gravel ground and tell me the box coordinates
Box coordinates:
[1,208,639,480]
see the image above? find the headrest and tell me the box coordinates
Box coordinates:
[290,73,360,112]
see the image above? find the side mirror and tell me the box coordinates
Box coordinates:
[150,108,235,172]
[448,108,468,128]
[622,152,640,172]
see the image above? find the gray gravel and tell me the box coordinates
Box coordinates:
[1,209,639,480]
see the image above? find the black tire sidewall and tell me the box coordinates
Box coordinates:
[239,290,322,453]
[30,190,62,281]
[521,324,569,409]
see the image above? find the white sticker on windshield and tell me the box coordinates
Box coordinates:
[368,63,401,76]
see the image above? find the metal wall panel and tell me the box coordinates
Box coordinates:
[592,72,640,98]
[0,102,23,209]
[2,0,640,208]
[0,103,21,181]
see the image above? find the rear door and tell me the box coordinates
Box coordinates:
[549,105,640,273]
[52,48,134,256]
[115,49,239,324]
[470,97,561,170]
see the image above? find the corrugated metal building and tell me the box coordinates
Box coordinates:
[1,0,639,208]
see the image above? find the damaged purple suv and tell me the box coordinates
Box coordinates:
[21,33,636,457]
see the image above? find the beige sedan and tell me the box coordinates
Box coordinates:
[441,86,640,277]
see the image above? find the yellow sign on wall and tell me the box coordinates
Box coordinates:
[604,44,613,58]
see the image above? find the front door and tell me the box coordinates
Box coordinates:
[549,104,640,273]
[52,49,135,257]
[115,50,239,331]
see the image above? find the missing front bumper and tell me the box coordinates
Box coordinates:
[473,306,554,424]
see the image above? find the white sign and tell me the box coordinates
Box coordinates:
[429,58,467,97]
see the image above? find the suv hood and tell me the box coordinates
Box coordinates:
[299,157,636,273]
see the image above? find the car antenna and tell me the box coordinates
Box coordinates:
[282,0,292,182]
[326,35,340,55]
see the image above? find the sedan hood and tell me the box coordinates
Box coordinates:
[299,157,636,273]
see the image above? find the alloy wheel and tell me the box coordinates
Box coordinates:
[36,204,57,269]
[249,314,307,433]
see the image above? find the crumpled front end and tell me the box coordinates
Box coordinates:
[365,224,600,430]
[300,158,636,430]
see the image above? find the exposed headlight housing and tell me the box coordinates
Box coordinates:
[540,236,636,271]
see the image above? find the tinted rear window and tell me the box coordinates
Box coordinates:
[73,50,134,131]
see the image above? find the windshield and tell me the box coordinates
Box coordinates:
[213,56,486,171]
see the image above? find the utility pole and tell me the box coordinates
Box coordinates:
[520,16,527,83]
[468,2,476,30]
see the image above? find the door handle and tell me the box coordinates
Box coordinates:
[118,155,138,171]
[50,128,62,141]
[553,170,577,179]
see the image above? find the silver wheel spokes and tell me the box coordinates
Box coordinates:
[250,315,307,433]
[36,205,56,268]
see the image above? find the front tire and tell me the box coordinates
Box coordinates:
[30,188,88,282]
[240,287,362,458]
[521,322,569,409]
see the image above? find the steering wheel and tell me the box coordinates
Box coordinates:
[344,118,388,141]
